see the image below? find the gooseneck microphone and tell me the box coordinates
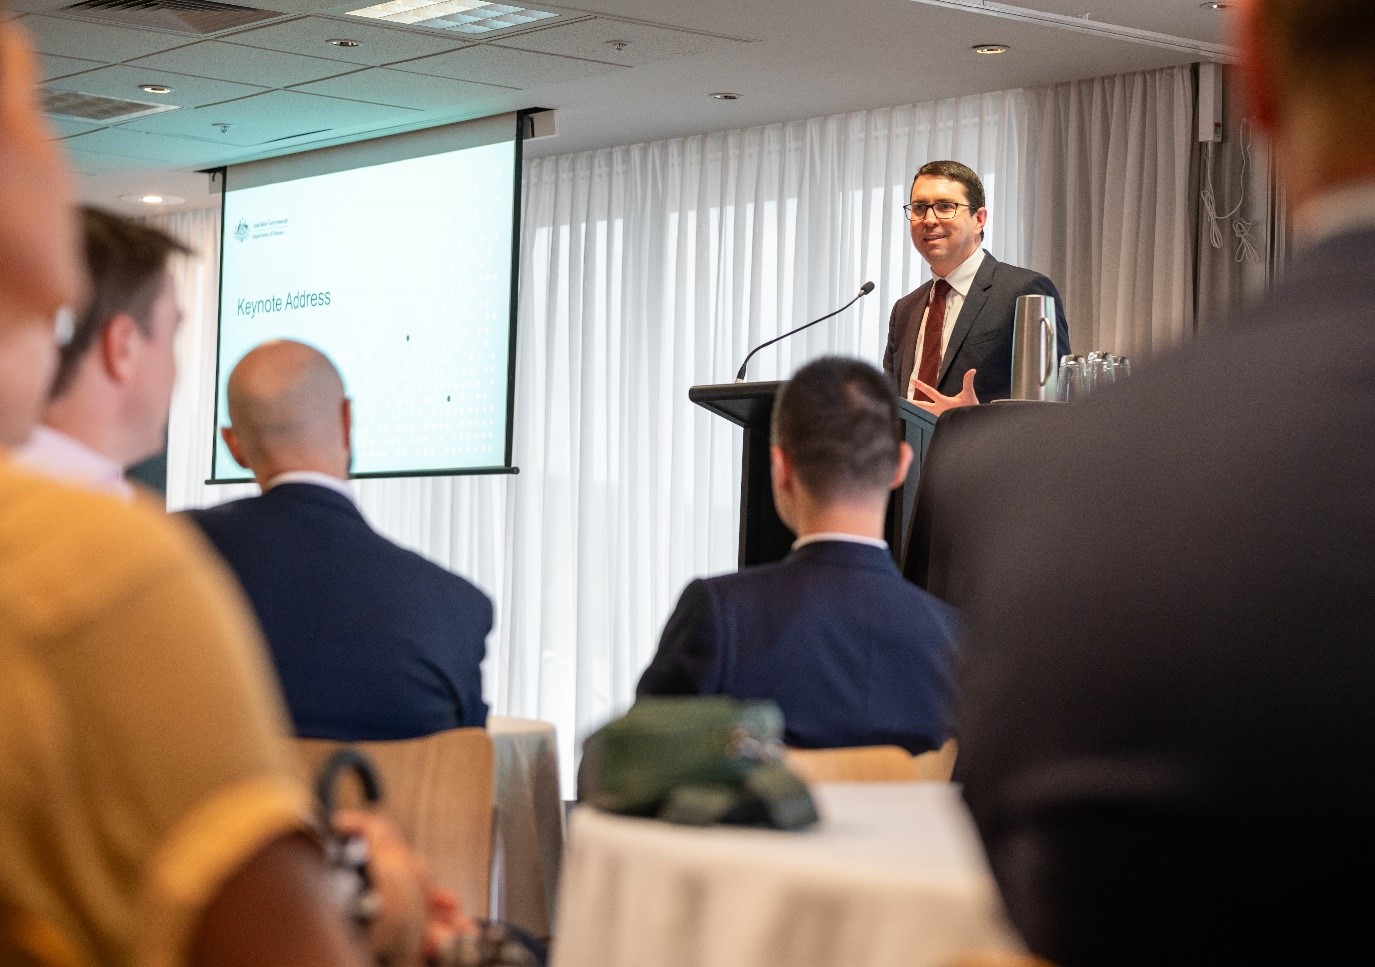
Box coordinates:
[734,281,876,382]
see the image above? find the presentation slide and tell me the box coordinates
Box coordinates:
[213,128,517,481]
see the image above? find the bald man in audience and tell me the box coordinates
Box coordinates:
[953,1,1375,963]
[16,206,187,496]
[186,340,491,741]
[0,20,461,967]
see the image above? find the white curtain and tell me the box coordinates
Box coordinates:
[159,69,1204,790]
[1020,65,1196,359]
[159,92,1025,789]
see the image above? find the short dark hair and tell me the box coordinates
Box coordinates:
[913,160,986,212]
[1257,0,1375,123]
[51,206,189,398]
[771,356,901,503]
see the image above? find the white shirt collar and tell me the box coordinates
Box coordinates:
[13,426,132,500]
[936,247,986,299]
[791,532,889,551]
[266,470,356,504]
[1295,179,1375,251]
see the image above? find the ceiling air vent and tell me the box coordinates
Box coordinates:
[44,88,180,124]
[56,0,285,35]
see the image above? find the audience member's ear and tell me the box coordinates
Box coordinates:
[221,425,251,470]
[341,397,353,451]
[100,315,140,383]
[890,441,914,491]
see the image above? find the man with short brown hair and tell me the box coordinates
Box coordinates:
[637,356,959,754]
[955,1,1375,963]
[883,159,1070,412]
[16,206,188,496]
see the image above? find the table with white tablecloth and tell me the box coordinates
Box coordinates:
[550,782,1023,967]
[488,716,564,939]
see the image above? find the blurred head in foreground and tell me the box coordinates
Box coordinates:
[0,19,84,447]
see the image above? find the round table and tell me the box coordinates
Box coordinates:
[550,782,1022,967]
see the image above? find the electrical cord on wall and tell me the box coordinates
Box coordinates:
[1202,119,1263,263]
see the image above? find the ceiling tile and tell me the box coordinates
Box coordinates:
[45,65,268,110]
[118,89,422,146]
[65,148,142,177]
[128,40,358,87]
[39,53,104,81]
[292,66,516,110]
[63,127,229,165]
[49,115,105,138]
[224,16,472,66]
[391,44,623,89]
[22,14,198,62]
[496,17,750,66]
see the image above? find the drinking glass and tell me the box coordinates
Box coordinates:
[1057,355,1086,401]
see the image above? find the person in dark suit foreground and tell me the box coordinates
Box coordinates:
[636,356,959,754]
[954,2,1375,963]
[883,160,1070,414]
[187,340,491,741]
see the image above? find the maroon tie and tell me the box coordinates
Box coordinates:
[916,279,951,390]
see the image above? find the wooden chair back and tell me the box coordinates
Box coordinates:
[294,727,494,917]
[784,739,958,783]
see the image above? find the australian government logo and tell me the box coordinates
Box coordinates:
[234,217,289,243]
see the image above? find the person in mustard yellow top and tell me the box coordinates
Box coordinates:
[0,18,464,967]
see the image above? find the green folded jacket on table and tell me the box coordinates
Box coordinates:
[579,696,819,830]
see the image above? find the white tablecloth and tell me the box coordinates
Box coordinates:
[551,782,1022,967]
[488,716,564,939]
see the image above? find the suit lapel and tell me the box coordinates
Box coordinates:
[899,279,934,391]
[939,251,997,385]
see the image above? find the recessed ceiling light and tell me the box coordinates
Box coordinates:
[1199,2,1230,9]
[972,44,1009,54]
[328,38,361,47]
[710,92,742,100]
[138,84,173,95]
[119,194,185,206]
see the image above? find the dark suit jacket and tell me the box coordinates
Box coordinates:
[635,540,960,754]
[883,251,1071,401]
[951,228,1375,965]
[185,482,490,741]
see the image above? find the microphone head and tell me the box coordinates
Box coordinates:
[859,281,875,295]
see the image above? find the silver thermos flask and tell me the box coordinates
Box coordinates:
[1010,294,1059,401]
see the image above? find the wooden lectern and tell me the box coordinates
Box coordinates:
[690,382,939,569]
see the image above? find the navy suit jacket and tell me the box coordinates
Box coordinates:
[185,483,490,741]
[635,540,960,754]
[952,228,1375,964]
[883,251,1071,401]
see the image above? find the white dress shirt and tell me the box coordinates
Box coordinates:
[909,247,986,401]
[265,470,357,504]
[14,426,132,500]
[791,531,889,551]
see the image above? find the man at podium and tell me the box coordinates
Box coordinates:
[637,357,959,754]
[883,160,1070,411]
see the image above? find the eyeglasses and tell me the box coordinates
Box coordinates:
[903,201,973,220]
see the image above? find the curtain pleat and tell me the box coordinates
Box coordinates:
[1020,65,1196,359]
